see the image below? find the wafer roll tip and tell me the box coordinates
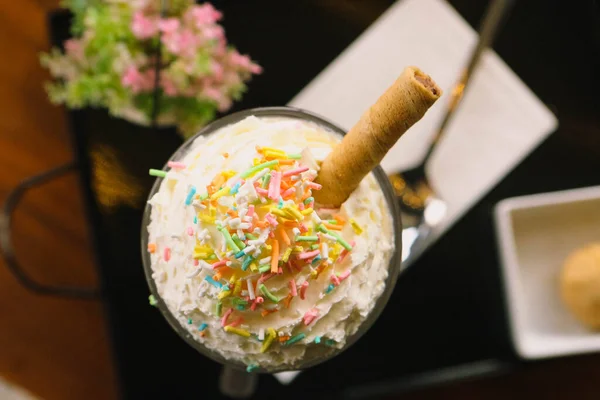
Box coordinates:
[314,67,442,206]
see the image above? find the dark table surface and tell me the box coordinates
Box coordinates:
[54,0,600,398]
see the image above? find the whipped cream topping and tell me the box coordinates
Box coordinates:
[147,116,395,369]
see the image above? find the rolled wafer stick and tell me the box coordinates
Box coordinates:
[313,66,442,206]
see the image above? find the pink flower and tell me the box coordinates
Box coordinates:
[64,39,84,62]
[228,51,262,74]
[217,97,233,112]
[222,72,242,87]
[202,86,222,101]
[202,86,232,112]
[249,63,262,74]
[158,18,180,34]
[131,12,158,39]
[121,66,151,93]
[187,4,222,27]
[229,51,248,67]
[202,25,225,42]
[210,61,224,81]
[162,29,199,57]
[161,76,178,96]
[212,41,227,57]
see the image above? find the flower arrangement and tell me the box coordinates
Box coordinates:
[41,0,262,137]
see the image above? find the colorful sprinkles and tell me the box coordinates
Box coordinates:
[149,146,361,370]
[246,364,258,373]
[149,168,167,178]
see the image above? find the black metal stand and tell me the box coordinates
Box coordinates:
[0,162,100,300]
[0,0,171,301]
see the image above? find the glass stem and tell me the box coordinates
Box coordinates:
[219,365,258,398]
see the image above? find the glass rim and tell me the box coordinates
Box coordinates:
[140,106,403,373]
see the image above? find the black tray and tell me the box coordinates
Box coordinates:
[50,0,600,398]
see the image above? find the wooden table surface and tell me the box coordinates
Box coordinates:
[1,1,600,399]
[0,1,117,399]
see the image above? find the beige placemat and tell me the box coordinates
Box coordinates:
[278,0,557,383]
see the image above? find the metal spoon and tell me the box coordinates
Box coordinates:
[391,0,516,266]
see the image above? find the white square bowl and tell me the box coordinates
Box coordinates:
[495,186,600,360]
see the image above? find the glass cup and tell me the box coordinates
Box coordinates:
[141,107,403,395]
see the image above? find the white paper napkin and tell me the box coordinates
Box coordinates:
[276,0,557,384]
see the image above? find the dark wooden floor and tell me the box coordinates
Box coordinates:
[1,1,600,400]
